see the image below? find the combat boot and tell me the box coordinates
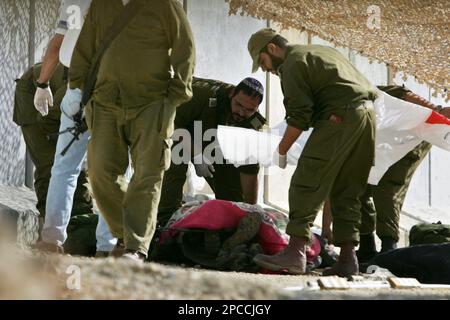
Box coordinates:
[356,233,377,262]
[109,238,126,257]
[253,236,307,274]
[380,236,397,253]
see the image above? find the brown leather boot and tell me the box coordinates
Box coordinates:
[322,242,359,278]
[109,238,125,258]
[253,236,308,274]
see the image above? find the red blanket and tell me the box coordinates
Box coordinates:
[160,199,320,262]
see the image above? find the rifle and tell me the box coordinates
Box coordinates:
[52,1,145,156]
[48,109,87,156]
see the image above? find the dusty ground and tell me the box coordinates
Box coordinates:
[1,241,450,300]
[1,186,449,300]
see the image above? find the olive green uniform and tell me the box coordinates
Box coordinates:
[281,45,377,245]
[69,0,195,255]
[360,86,432,241]
[13,63,90,218]
[158,78,260,223]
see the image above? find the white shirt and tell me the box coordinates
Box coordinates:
[56,0,92,67]
[56,0,130,67]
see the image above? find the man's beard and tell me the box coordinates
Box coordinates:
[227,113,246,126]
[268,53,284,74]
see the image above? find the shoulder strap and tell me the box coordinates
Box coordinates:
[81,0,145,105]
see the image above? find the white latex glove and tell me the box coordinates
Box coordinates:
[273,148,287,169]
[33,87,53,116]
[193,153,215,178]
[61,88,83,118]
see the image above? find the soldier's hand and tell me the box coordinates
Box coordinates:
[193,153,215,178]
[273,148,287,169]
[322,228,333,244]
[194,163,215,178]
[34,87,53,116]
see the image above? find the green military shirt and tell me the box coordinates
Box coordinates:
[14,63,67,126]
[175,77,259,175]
[280,45,378,130]
[69,0,196,109]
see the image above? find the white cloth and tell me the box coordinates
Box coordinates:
[56,0,92,67]
[218,91,450,185]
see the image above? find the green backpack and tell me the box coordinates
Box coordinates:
[409,222,450,245]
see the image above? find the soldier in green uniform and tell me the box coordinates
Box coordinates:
[248,28,378,277]
[13,63,90,220]
[69,0,196,262]
[357,85,445,261]
[158,77,265,226]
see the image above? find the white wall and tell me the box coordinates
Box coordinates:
[0,0,60,187]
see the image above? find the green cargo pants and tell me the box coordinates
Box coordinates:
[21,116,90,218]
[360,141,431,241]
[85,98,175,256]
[286,103,376,246]
[21,116,59,217]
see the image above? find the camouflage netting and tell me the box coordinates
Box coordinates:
[226,0,449,101]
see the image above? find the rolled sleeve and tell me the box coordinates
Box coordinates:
[281,61,314,131]
[55,0,70,35]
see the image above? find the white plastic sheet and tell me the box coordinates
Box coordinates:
[218,90,450,185]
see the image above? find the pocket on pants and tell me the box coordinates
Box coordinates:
[294,156,328,189]
[160,138,173,170]
[158,98,176,140]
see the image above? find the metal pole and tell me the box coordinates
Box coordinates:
[25,0,36,189]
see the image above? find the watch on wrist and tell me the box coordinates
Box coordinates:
[36,81,49,89]
[435,105,443,112]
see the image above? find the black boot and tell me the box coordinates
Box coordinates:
[356,233,377,263]
[380,236,397,253]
